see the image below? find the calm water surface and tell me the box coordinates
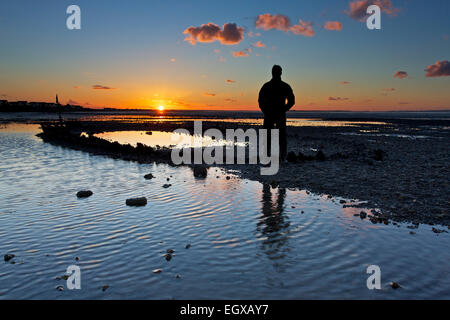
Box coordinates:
[0,124,449,299]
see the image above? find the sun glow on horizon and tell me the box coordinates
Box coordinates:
[158,105,165,111]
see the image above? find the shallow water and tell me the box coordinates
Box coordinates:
[0,124,449,299]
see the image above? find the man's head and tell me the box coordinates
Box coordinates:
[272,65,282,79]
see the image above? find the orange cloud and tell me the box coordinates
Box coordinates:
[340,81,351,85]
[383,88,396,91]
[255,14,314,37]
[226,79,236,83]
[346,0,398,21]
[425,60,450,77]
[232,48,251,57]
[324,21,343,31]
[394,71,408,79]
[183,22,244,45]
[203,92,216,97]
[252,40,266,48]
[92,85,117,90]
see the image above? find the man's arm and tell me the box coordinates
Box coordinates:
[258,84,268,113]
[285,85,295,111]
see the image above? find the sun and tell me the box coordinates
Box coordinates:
[158,105,164,111]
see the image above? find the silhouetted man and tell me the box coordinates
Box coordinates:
[258,65,295,160]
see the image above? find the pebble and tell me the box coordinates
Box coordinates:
[126,197,147,207]
[162,184,172,188]
[360,211,367,219]
[185,244,191,249]
[153,269,162,274]
[77,190,93,198]
[4,254,15,262]
[390,282,401,289]
[101,285,109,292]
[56,285,64,291]
[144,173,154,179]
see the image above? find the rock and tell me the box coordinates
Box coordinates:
[409,231,416,235]
[360,211,367,219]
[162,184,171,188]
[185,244,191,249]
[102,285,109,292]
[56,285,64,291]
[164,253,172,261]
[167,177,170,181]
[153,269,162,274]
[373,149,385,161]
[339,200,346,204]
[270,181,279,189]
[77,190,93,198]
[4,254,15,262]
[126,197,147,206]
[390,282,401,289]
[144,173,154,179]
[62,274,69,280]
[176,274,181,279]
[287,152,297,163]
[432,227,448,234]
[226,176,231,180]
[166,249,175,254]
[193,165,208,178]
[75,257,79,261]
[316,150,326,161]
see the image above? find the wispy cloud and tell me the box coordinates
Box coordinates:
[203,92,216,97]
[184,22,244,45]
[346,0,398,21]
[252,41,266,48]
[394,71,408,79]
[328,96,349,101]
[425,60,450,77]
[226,79,236,83]
[255,14,314,37]
[92,85,117,90]
[339,81,351,85]
[382,87,396,91]
[232,48,251,57]
[324,21,343,31]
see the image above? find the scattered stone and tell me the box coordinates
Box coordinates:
[4,254,15,262]
[226,176,231,180]
[75,257,79,261]
[339,200,346,204]
[62,274,69,280]
[77,190,93,198]
[162,184,172,188]
[56,285,64,291]
[185,244,191,249]
[270,181,279,189]
[164,253,172,261]
[360,211,367,219]
[126,197,147,206]
[390,282,401,289]
[193,165,208,178]
[409,231,416,235]
[432,227,448,234]
[287,152,297,163]
[144,173,155,179]
[166,249,175,254]
[101,285,109,292]
[316,150,326,161]
[153,269,162,274]
[167,177,170,181]
[176,274,181,279]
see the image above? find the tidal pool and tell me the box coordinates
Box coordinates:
[0,124,449,299]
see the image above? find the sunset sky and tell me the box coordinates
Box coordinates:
[0,0,449,111]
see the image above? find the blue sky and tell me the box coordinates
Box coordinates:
[0,0,449,110]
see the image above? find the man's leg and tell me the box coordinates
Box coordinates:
[276,115,287,161]
[263,116,274,156]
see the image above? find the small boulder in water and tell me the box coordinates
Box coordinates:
[359,211,367,219]
[162,184,171,188]
[126,197,147,207]
[101,285,109,292]
[144,173,155,180]
[193,165,208,178]
[4,254,15,262]
[390,282,401,289]
[153,269,162,274]
[77,190,93,198]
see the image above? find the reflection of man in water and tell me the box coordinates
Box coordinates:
[258,65,295,160]
[257,183,290,262]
